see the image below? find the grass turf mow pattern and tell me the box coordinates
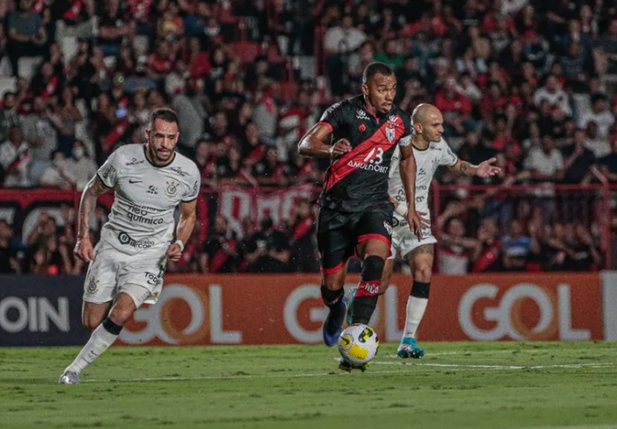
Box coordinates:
[2,342,617,429]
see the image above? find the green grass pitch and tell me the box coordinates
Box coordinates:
[2,342,617,429]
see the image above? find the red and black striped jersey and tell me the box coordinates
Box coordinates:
[317,95,413,212]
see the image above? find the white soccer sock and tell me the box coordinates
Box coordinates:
[66,323,119,375]
[403,296,429,339]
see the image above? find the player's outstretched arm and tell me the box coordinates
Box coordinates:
[167,199,197,262]
[399,144,423,239]
[449,157,501,178]
[298,124,351,159]
[74,175,111,262]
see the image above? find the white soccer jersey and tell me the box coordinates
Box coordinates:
[388,138,458,224]
[96,144,200,255]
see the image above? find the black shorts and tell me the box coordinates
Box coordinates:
[317,204,393,274]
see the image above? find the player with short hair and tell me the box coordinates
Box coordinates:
[298,62,422,355]
[349,103,500,358]
[58,108,200,384]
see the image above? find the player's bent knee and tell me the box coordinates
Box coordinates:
[414,265,433,283]
[82,317,102,332]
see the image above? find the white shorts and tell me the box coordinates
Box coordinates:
[83,240,168,307]
[389,221,437,260]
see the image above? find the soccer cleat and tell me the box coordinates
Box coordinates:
[345,288,356,326]
[397,337,425,359]
[323,297,347,347]
[58,370,80,384]
[338,357,369,372]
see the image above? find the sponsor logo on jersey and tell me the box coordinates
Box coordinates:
[383,220,392,235]
[129,179,142,184]
[418,168,427,176]
[417,184,428,191]
[192,180,199,195]
[144,271,162,286]
[347,160,389,174]
[126,158,145,166]
[416,196,425,203]
[358,123,367,132]
[169,166,188,177]
[118,231,155,249]
[165,180,179,198]
[147,185,158,195]
[127,204,165,225]
[356,110,370,121]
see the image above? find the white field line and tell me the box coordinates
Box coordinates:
[83,361,616,384]
[371,361,616,370]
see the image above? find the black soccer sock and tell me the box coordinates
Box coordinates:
[351,255,385,325]
[410,281,430,299]
[102,317,124,335]
[321,285,344,307]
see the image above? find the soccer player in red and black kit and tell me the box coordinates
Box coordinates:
[298,62,422,349]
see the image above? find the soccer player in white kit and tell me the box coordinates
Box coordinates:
[385,104,500,358]
[58,108,200,384]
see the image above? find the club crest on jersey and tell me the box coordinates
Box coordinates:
[386,127,395,143]
[86,277,99,294]
[165,180,179,198]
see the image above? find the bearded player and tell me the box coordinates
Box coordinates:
[58,108,200,384]
[298,62,422,362]
[349,104,500,358]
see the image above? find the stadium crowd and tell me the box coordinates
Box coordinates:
[0,0,615,275]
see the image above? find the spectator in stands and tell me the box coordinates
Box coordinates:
[252,147,284,186]
[434,76,474,139]
[0,219,27,274]
[546,222,577,271]
[578,94,615,139]
[533,75,572,117]
[0,92,19,143]
[501,219,531,271]
[39,150,77,189]
[96,0,132,56]
[248,216,292,273]
[594,18,617,76]
[47,86,83,157]
[562,128,596,183]
[324,14,367,95]
[200,215,238,273]
[0,125,31,187]
[287,198,318,272]
[19,96,57,184]
[569,223,601,270]
[6,0,48,76]
[471,218,502,272]
[439,217,479,274]
[521,134,565,183]
[595,132,617,182]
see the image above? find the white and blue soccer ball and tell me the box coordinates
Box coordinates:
[338,324,379,367]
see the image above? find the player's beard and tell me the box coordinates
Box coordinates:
[147,142,173,165]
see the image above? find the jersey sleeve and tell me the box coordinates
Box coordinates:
[96,150,121,188]
[317,102,346,134]
[182,164,201,203]
[398,113,414,147]
[440,139,459,167]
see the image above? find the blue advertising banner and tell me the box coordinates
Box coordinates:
[0,275,90,346]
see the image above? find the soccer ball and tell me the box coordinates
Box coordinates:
[337,324,379,367]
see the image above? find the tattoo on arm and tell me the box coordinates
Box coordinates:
[452,160,477,176]
[77,176,109,239]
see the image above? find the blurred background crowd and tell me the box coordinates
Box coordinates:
[0,0,616,275]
